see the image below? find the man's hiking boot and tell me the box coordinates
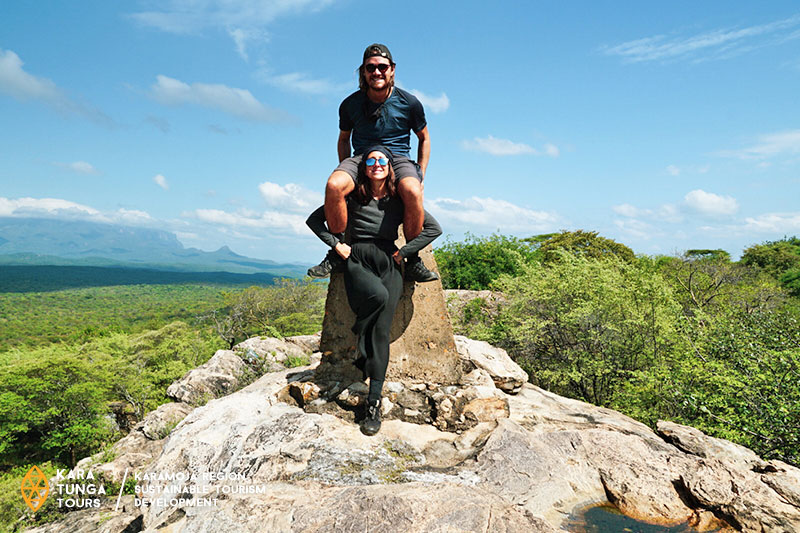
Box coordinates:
[361,399,381,436]
[404,258,439,283]
[307,250,345,278]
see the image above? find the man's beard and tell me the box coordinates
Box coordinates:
[369,75,394,91]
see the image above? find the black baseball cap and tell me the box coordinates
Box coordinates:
[363,43,393,64]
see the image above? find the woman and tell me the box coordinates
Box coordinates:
[306,145,442,436]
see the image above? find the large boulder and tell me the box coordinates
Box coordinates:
[32,348,800,533]
[454,335,528,394]
[166,349,247,405]
[317,241,462,386]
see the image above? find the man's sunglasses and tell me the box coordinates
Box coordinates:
[365,157,389,167]
[365,63,391,73]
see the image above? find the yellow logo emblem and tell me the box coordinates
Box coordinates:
[21,466,49,512]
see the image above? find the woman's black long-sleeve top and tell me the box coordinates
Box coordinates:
[306,195,442,257]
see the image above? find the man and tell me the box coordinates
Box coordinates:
[307,43,437,283]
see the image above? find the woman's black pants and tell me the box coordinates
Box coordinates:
[344,241,403,401]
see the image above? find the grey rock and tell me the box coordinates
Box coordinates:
[454,335,528,394]
[141,402,193,440]
[318,241,463,386]
[235,336,310,364]
[657,420,768,469]
[36,340,800,533]
[166,349,247,405]
[284,332,321,353]
[145,483,559,533]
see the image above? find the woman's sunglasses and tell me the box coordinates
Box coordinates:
[365,63,391,73]
[365,157,389,167]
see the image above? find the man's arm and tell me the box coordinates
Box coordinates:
[415,126,430,178]
[337,130,352,163]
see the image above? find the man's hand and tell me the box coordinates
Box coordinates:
[392,251,403,265]
[335,242,351,260]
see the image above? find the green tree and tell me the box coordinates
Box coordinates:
[206,279,326,346]
[658,254,785,317]
[685,249,731,262]
[741,237,800,277]
[494,252,681,407]
[0,351,115,468]
[434,233,539,290]
[537,230,636,264]
[664,309,800,464]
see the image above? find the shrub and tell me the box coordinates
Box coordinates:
[434,233,538,290]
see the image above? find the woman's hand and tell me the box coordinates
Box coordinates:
[392,251,403,265]
[335,242,351,260]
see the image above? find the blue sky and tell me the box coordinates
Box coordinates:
[2,1,799,262]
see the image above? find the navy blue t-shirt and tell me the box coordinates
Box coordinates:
[338,87,427,157]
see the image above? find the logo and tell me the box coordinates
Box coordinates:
[21,466,50,512]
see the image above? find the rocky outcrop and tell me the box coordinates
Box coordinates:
[165,349,246,405]
[319,241,463,385]
[454,335,528,393]
[141,402,194,441]
[30,334,800,533]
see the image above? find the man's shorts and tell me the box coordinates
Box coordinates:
[335,154,423,184]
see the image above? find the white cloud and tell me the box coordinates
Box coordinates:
[0,49,61,102]
[150,75,289,122]
[261,71,349,95]
[227,27,266,61]
[718,129,800,160]
[543,143,560,158]
[613,203,645,218]
[190,208,309,235]
[258,181,322,213]
[461,135,561,157]
[462,136,534,156]
[428,196,559,233]
[666,165,681,176]
[114,208,154,224]
[0,49,112,124]
[409,89,450,113]
[0,196,153,225]
[614,218,657,240]
[742,212,800,233]
[129,0,334,58]
[612,203,682,223]
[684,189,739,216]
[0,197,100,218]
[153,174,169,190]
[53,161,100,175]
[70,161,99,174]
[600,14,800,63]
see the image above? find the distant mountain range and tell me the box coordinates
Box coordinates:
[0,218,307,277]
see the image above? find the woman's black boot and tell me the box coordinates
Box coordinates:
[361,399,381,436]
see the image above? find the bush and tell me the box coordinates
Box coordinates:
[537,230,636,264]
[494,251,681,407]
[206,279,326,347]
[434,233,538,290]
[0,322,222,468]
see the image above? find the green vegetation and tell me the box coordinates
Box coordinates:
[0,283,227,349]
[741,236,800,296]
[441,232,800,465]
[0,322,223,469]
[0,265,279,293]
[434,230,635,290]
[205,278,326,347]
[434,233,539,290]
